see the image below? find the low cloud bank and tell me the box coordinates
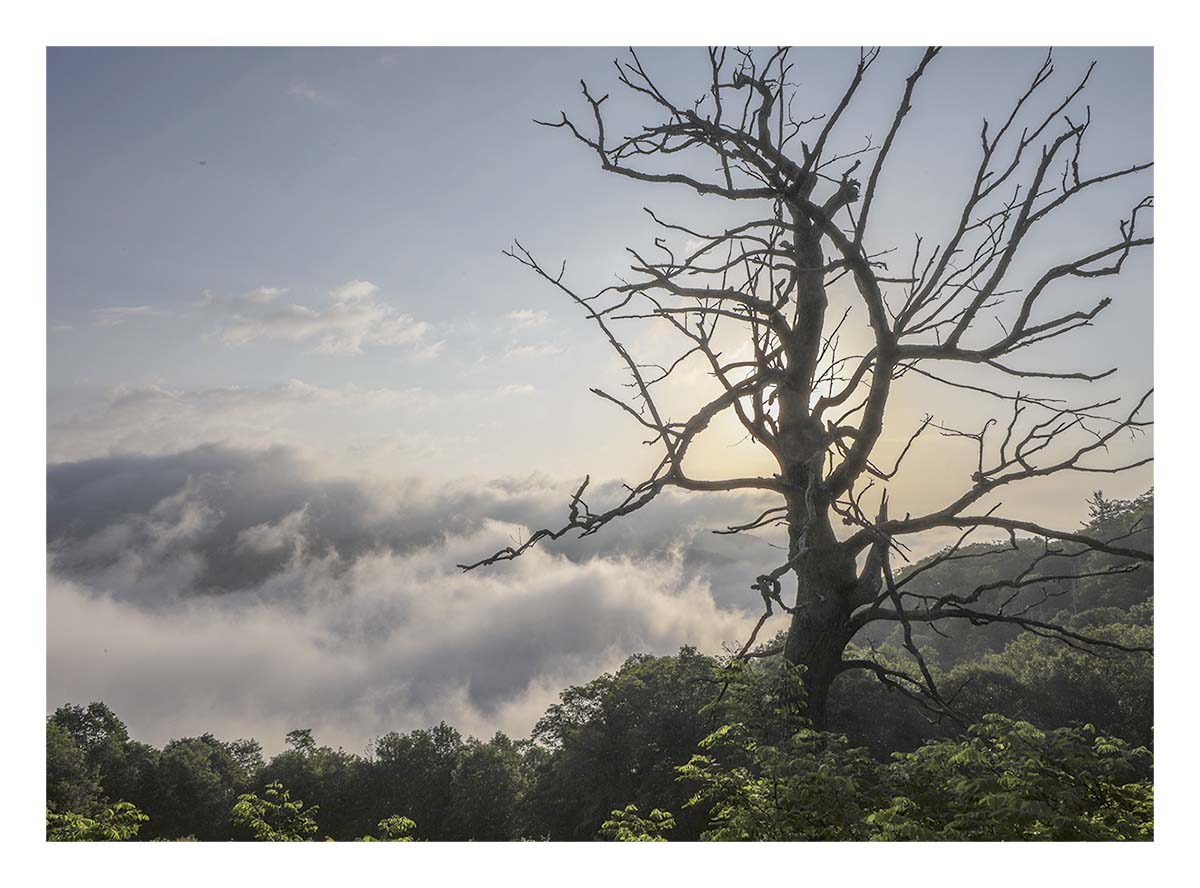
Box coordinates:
[48,445,777,751]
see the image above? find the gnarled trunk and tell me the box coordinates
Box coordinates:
[782,584,851,728]
[775,435,857,729]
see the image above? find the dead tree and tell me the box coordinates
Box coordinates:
[462,47,1153,727]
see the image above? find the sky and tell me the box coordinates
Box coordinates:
[46,46,1153,753]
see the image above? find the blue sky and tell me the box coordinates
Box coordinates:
[46,47,1153,749]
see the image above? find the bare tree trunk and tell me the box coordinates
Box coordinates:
[775,394,857,728]
[782,609,846,729]
[774,208,855,728]
[780,495,856,729]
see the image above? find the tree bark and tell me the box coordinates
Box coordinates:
[774,423,856,728]
[773,221,857,730]
[780,502,856,729]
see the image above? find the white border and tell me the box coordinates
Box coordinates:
[5,0,1195,881]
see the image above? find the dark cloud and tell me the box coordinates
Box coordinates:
[47,445,777,750]
[48,444,786,607]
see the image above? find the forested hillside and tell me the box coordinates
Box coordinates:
[46,491,1153,842]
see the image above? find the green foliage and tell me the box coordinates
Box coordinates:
[679,722,883,841]
[869,715,1153,841]
[658,715,1153,842]
[598,804,675,842]
[661,665,1153,842]
[46,719,101,816]
[369,721,465,840]
[50,702,129,757]
[869,490,1153,667]
[451,733,527,841]
[677,663,885,841]
[226,738,266,776]
[257,733,371,840]
[46,801,148,841]
[950,604,1153,748]
[47,702,156,816]
[42,692,1155,843]
[524,646,723,840]
[700,657,810,742]
[145,733,256,840]
[830,601,1154,757]
[374,815,418,841]
[827,643,944,756]
[357,815,418,842]
[231,782,320,842]
[285,729,316,755]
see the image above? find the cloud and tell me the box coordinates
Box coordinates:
[46,445,773,751]
[503,344,563,360]
[506,309,549,331]
[198,287,287,310]
[330,281,378,302]
[246,287,286,304]
[47,379,431,463]
[495,383,536,397]
[212,281,431,355]
[411,339,447,362]
[48,549,746,753]
[235,505,310,559]
[92,305,167,328]
[288,81,324,103]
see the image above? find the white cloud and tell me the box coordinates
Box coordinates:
[503,343,563,360]
[330,280,379,302]
[235,506,310,560]
[214,281,432,355]
[246,286,286,304]
[288,81,324,102]
[411,339,447,362]
[92,305,167,327]
[495,383,536,397]
[199,287,287,310]
[47,379,431,462]
[506,309,549,331]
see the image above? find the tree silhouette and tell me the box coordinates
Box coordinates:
[463,47,1152,727]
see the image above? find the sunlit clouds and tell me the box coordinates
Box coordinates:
[92,305,168,327]
[211,280,432,355]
